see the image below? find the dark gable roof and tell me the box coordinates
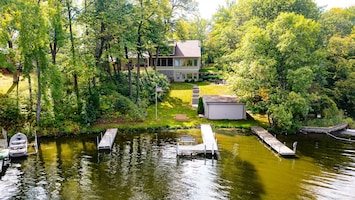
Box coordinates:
[174,40,201,57]
[203,95,242,104]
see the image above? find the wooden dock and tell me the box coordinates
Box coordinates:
[251,126,295,157]
[0,159,3,173]
[300,123,348,134]
[0,139,7,149]
[177,124,218,157]
[97,128,118,150]
[0,138,10,173]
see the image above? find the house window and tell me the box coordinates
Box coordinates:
[167,58,173,66]
[154,58,173,66]
[174,59,181,67]
[161,58,167,66]
[174,58,198,67]
[194,59,198,66]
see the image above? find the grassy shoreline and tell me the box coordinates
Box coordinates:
[1,75,266,136]
[88,82,266,134]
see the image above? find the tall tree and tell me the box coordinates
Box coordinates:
[229,12,322,131]
[47,0,66,122]
[0,0,21,93]
[66,0,82,114]
[19,0,49,127]
[206,0,320,65]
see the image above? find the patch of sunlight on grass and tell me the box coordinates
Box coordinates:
[169,82,233,105]
[170,90,191,103]
[198,83,232,96]
[0,74,35,97]
[161,101,174,108]
[0,75,14,94]
[170,83,193,104]
[248,112,268,126]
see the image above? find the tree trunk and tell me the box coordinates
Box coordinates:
[136,4,143,104]
[67,0,81,112]
[28,74,33,118]
[154,46,160,71]
[6,40,19,94]
[267,112,272,127]
[49,37,57,65]
[125,46,133,99]
[36,60,41,126]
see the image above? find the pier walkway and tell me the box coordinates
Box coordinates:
[177,124,218,157]
[0,139,9,173]
[97,129,118,150]
[251,126,295,157]
[300,123,348,134]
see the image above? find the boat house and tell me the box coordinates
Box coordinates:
[202,95,246,120]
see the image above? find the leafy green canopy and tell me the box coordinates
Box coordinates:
[207,0,355,131]
[0,0,195,134]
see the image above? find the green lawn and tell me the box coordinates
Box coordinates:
[0,74,264,132]
[95,82,264,131]
[0,74,35,96]
[0,75,14,94]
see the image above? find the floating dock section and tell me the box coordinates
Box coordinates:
[177,124,218,157]
[300,123,348,134]
[251,126,295,157]
[0,135,10,173]
[97,128,118,150]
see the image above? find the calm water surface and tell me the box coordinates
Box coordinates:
[1,129,355,200]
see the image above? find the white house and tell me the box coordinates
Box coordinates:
[202,95,246,120]
[155,40,201,82]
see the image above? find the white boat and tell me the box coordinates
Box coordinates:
[9,133,28,158]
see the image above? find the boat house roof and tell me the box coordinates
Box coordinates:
[202,95,242,104]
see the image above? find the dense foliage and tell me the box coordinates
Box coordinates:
[206,0,355,131]
[2,0,355,134]
[0,0,190,134]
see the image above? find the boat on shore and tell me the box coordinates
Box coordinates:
[9,133,28,158]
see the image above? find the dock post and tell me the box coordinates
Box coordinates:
[204,144,206,157]
[97,136,99,149]
[34,130,38,154]
[109,136,112,150]
[2,128,8,148]
[212,142,214,157]
[0,160,3,173]
[293,141,298,152]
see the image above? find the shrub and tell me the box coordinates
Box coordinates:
[100,92,144,122]
[197,97,204,115]
[0,94,24,130]
[62,120,81,134]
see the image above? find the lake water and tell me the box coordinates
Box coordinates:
[1,129,355,200]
